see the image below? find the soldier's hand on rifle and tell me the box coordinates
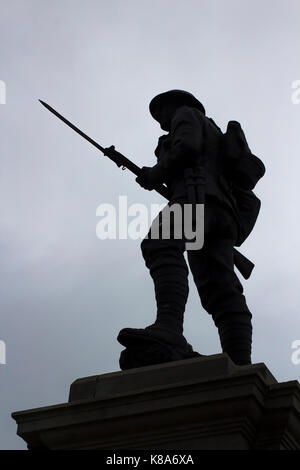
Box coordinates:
[135,165,164,191]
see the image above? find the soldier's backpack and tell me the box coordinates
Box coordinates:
[231,186,261,247]
[222,120,265,247]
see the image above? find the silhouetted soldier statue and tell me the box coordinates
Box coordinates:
[117,90,265,370]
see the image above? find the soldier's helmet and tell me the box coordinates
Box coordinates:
[149,89,206,122]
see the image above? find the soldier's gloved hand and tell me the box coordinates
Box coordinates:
[135,165,164,191]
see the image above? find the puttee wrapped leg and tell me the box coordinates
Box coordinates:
[141,237,189,334]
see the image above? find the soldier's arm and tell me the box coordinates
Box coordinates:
[136,107,206,191]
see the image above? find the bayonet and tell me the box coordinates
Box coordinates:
[39,100,170,199]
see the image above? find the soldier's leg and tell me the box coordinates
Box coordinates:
[140,235,189,335]
[118,203,199,369]
[187,204,253,365]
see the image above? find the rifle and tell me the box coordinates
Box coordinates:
[39,100,170,200]
[39,100,254,279]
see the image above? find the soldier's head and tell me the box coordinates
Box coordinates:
[149,89,205,132]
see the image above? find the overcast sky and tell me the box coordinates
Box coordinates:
[1,0,300,449]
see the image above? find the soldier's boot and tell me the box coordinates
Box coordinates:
[118,309,202,371]
[118,239,202,369]
[214,312,253,366]
[118,325,201,370]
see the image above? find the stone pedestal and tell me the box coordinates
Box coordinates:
[12,354,300,450]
